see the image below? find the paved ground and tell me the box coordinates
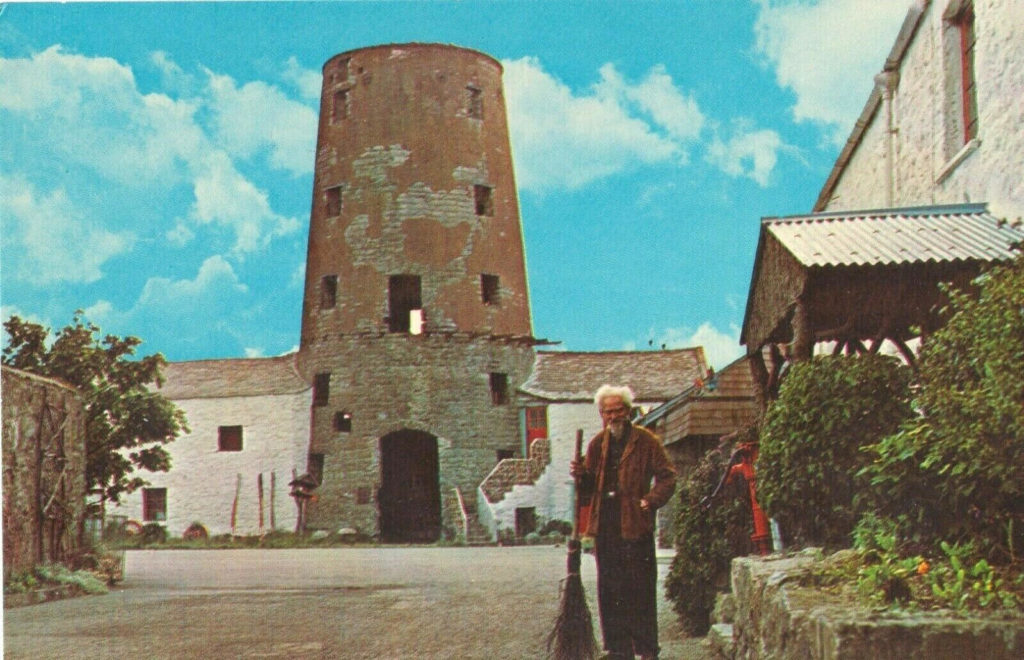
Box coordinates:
[3,545,712,659]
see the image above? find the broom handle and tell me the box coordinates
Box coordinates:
[572,429,583,539]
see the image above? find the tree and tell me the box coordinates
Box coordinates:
[3,312,187,518]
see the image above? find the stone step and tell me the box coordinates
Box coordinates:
[707,623,734,660]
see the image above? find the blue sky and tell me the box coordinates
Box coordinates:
[1,0,911,370]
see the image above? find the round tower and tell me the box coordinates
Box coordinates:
[298,44,537,541]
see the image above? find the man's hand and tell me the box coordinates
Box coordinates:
[639,498,651,511]
[569,458,584,478]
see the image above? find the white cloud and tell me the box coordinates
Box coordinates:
[282,56,323,101]
[1,174,135,284]
[596,63,705,145]
[204,68,317,175]
[502,57,686,192]
[654,321,744,371]
[754,0,912,142]
[707,127,784,187]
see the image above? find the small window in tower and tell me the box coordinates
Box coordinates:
[218,425,243,452]
[466,85,483,119]
[474,185,493,217]
[325,185,342,216]
[334,411,352,433]
[388,274,422,333]
[336,57,351,81]
[321,275,338,309]
[490,372,509,405]
[308,452,324,485]
[313,372,331,406]
[332,88,349,123]
[481,273,500,305]
[356,486,372,505]
[143,487,167,522]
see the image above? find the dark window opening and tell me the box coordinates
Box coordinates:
[515,507,537,538]
[481,273,500,305]
[332,89,349,123]
[321,275,338,309]
[490,372,509,405]
[325,186,342,216]
[466,85,483,119]
[308,453,324,485]
[955,3,978,143]
[496,448,514,462]
[474,185,493,216]
[388,274,422,333]
[334,411,352,433]
[143,487,167,522]
[335,58,351,83]
[356,486,372,505]
[218,425,243,452]
[313,372,331,407]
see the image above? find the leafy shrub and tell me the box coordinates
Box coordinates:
[758,354,913,549]
[861,254,1024,562]
[665,432,754,635]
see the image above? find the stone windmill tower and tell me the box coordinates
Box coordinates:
[297,44,537,542]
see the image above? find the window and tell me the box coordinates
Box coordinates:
[481,273,500,305]
[218,425,243,452]
[313,372,331,407]
[943,1,979,157]
[325,185,342,216]
[356,486,372,505]
[308,453,324,485]
[490,372,509,405]
[332,88,349,123]
[333,57,351,84]
[321,275,338,309]
[143,487,167,522]
[334,411,352,433]
[388,274,422,333]
[954,3,978,144]
[474,185,493,216]
[525,406,547,439]
[497,448,514,462]
[466,85,483,119]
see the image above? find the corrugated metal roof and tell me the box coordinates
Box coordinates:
[766,204,1024,268]
[157,353,310,400]
[518,348,708,402]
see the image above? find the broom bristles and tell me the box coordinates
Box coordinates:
[546,569,598,659]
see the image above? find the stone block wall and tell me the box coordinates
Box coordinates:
[2,367,86,578]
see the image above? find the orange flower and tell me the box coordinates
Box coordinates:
[917,560,930,575]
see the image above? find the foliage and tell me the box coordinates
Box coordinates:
[665,432,754,635]
[2,312,188,513]
[758,354,913,549]
[860,255,1024,562]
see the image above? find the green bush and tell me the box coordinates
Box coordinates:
[758,354,913,549]
[861,254,1024,562]
[665,432,754,635]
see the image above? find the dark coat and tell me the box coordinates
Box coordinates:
[579,424,676,540]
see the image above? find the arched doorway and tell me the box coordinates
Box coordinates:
[379,429,441,543]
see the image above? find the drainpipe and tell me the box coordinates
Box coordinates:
[874,70,900,207]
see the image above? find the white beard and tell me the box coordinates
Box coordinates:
[609,420,628,440]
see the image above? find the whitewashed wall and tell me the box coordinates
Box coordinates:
[827,0,1024,213]
[115,390,311,537]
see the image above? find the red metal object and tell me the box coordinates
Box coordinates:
[705,441,772,555]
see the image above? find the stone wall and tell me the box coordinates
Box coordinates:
[721,551,1024,659]
[2,366,87,578]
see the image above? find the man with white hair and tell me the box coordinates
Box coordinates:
[570,384,677,660]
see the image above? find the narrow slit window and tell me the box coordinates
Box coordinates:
[321,275,338,309]
[955,3,978,143]
[466,85,483,119]
[474,185,493,217]
[332,88,349,123]
[481,273,500,305]
[388,274,422,333]
[218,425,243,452]
[325,186,342,216]
[490,372,509,405]
[308,452,324,485]
[334,411,352,433]
[313,372,331,407]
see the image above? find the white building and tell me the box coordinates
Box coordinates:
[116,354,311,537]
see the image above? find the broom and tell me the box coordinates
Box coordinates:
[546,429,599,659]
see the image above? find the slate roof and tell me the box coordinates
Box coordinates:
[518,348,708,403]
[156,353,310,400]
[765,204,1024,268]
